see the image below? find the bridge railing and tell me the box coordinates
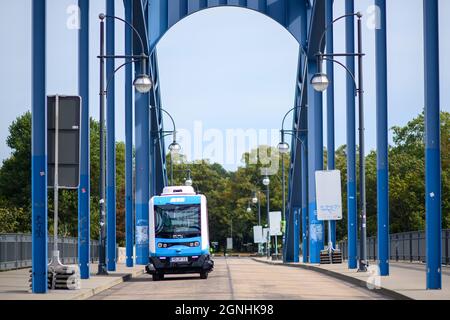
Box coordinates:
[0,233,99,271]
[337,230,450,265]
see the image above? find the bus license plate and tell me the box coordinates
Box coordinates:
[171,257,188,263]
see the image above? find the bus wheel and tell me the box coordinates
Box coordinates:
[200,272,208,280]
[152,273,160,281]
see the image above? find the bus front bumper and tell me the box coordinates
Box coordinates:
[146,255,214,275]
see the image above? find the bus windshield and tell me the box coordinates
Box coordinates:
[154,204,201,239]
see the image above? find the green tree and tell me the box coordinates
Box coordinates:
[0,112,31,232]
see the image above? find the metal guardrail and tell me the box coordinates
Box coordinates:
[338,230,450,265]
[0,233,99,271]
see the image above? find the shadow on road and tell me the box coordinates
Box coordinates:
[127,275,204,282]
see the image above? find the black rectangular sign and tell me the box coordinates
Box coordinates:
[47,95,81,189]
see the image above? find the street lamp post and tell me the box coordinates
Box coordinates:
[311,12,367,272]
[150,106,181,187]
[251,191,262,254]
[97,13,152,275]
[278,111,308,261]
[252,191,261,226]
[262,174,271,258]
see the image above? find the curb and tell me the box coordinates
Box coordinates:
[72,268,145,300]
[252,258,412,301]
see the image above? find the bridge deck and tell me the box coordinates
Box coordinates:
[254,257,450,300]
[2,257,449,300]
[90,257,385,300]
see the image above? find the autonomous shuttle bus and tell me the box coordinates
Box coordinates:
[146,186,214,281]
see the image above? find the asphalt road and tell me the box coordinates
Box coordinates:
[90,257,388,300]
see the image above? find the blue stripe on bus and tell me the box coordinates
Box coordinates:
[153,195,201,205]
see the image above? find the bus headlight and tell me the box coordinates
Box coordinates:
[194,241,200,247]
[157,243,163,248]
[163,243,168,248]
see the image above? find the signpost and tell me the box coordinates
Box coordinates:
[269,211,282,256]
[47,95,81,289]
[263,228,270,257]
[253,225,264,244]
[226,237,233,250]
[315,170,343,263]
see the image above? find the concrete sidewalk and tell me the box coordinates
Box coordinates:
[0,263,145,300]
[253,258,450,300]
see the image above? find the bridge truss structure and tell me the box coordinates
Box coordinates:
[30,0,442,292]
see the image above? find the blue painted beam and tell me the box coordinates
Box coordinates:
[375,0,389,276]
[266,0,286,25]
[423,0,442,290]
[106,0,117,272]
[306,0,326,59]
[247,0,267,12]
[307,59,324,263]
[325,0,336,246]
[134,0,150,266]
[148,51,166,194]
[283,0,308,264]
[135,60,150,265]
[31,0,48,294]
[345,0,357,269]
[78,0,90,279]
[168,0,188,28]
[284,130,302,263]
[283,53,304,263]
[188,0,208,14]
[149,88,157,198]
[124,0,134,267]
[297,9,309,260]
[301,134,308,263]
[133,0,149,53]
[149,0,168,50]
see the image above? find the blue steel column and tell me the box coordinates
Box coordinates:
[375,0,389,276]
[326,0,336,246]
[301,135,308,263]
[298,0,308,264]
[135,59,150,265]
[78,0,90,279]
[345,0,357,269]
[106,0,116,271]
[307,60,324,263]
[423,0,442,290]
[31,0,48,293]
[293,206,300,262]
[124,0,134,267]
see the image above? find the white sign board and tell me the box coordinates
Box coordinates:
[263,228,269,241]
[315,170,343,221]
[226,237,233,250]
[269,211,282,236]
[253,226,264,243]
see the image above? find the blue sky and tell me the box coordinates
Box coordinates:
[0,0,449,171]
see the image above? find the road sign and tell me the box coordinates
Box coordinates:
[263,228,269,241]
[47,95,81,189]
[269,211,282,236]
[226,237,233,250]
[253,226,264,243]
[315,170,343,221]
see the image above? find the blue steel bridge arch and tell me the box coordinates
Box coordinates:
[30,0,443,293]
[146,1,309,52]
[132,0,320,268]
